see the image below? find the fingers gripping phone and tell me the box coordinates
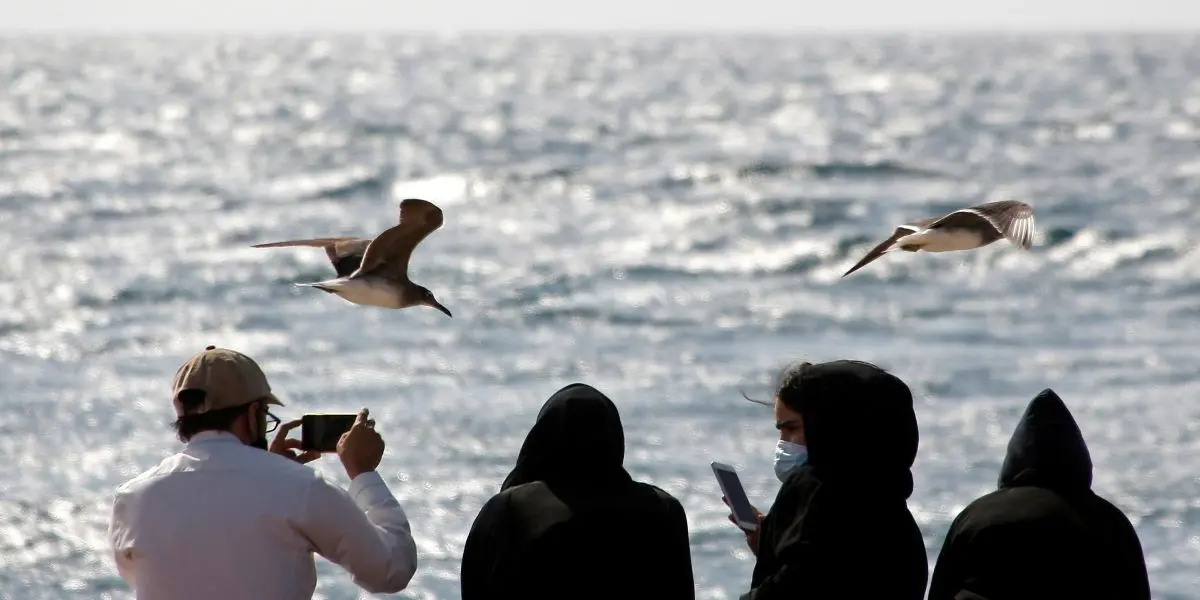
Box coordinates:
[711,461,759,532]
[301,413,358,453]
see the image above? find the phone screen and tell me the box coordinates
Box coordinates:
[713,464,758,530]
[301,413,357,452]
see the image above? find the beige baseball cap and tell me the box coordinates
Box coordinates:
[171,345,284,416]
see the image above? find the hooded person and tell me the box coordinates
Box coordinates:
[927,389,1151,600]
[734,359,928,600]
[459,383,695,600]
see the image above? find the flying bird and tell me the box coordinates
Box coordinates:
[843,199,1035,278]
[253,198,452,317]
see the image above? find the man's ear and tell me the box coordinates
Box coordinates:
[251,401,265,432]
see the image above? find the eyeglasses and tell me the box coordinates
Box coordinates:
[265,410,281,434]
[252,397,281,434]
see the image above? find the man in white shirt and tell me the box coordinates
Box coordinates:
[108,345,419,599]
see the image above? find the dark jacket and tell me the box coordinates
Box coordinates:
[928,389,1151,600]
[743,360,928,600]
[460,383,695,600]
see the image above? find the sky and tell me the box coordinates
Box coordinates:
[1,0,1198,32]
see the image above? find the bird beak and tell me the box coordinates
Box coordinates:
[428,300,452,318]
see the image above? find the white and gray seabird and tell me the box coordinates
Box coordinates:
[253,198,452,317]
[843,199,1036,278]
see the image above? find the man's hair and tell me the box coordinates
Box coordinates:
[170,389,251,442]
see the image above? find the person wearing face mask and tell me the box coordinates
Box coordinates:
[727,359,928,600]
[107,345,419,600]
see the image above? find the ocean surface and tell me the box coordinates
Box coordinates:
[1,33,1198,599]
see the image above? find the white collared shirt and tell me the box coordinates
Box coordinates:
[108,431,418,599]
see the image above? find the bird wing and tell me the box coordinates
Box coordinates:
[842,219,932,278]
[251,237,372,277]
[927,200,1035,249]
[351,198,445,279]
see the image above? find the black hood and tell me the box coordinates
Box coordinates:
[501,383,632,492]
[998,388,1093,493]
[792,360,919,498]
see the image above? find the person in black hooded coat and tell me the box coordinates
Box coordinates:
[928,388,1151,600]
[735,359,928,600]
[459,383,695,600]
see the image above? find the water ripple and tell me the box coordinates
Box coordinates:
[0,33,1198,600]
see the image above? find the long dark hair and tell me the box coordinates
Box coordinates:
[741,361,813,408]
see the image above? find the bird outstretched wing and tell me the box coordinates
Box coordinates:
[252,237,373,277]
[842,217,937,278]
[351,198,445,279]
[927,200,1035,249]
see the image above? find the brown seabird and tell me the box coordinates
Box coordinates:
[252,198,452,317]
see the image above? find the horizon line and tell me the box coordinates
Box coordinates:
[1,27,1199,36]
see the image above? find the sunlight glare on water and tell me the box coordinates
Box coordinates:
[0,33,1198,599]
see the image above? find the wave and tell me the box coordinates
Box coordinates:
[518,305,700,328]
[264,164,391,202]
[736,158,953,181]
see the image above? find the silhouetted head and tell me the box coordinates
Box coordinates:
[998,388,1093,495]
[500,382,631,493]
[415,285,452,318]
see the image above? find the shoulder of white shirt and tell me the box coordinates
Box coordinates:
[114,442,349,496]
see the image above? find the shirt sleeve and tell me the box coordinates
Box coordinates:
[738,483,846,600]
[737,501,812,600]
[927,511,969,600]
[300,470,418,594]
[108,491,138,588]
[663,498,697,600]
[1106,504,1152,600]
[459,492,511,600]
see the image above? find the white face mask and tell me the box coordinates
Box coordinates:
[773,440,808,482]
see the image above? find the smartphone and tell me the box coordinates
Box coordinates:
[301,413,358,452]
[711,461,759,532]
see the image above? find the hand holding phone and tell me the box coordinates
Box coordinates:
[722,495,764,555]
[301,413,359,453]
[268,419,321,464]
[711,461,761,532]
[335,408,384,480]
